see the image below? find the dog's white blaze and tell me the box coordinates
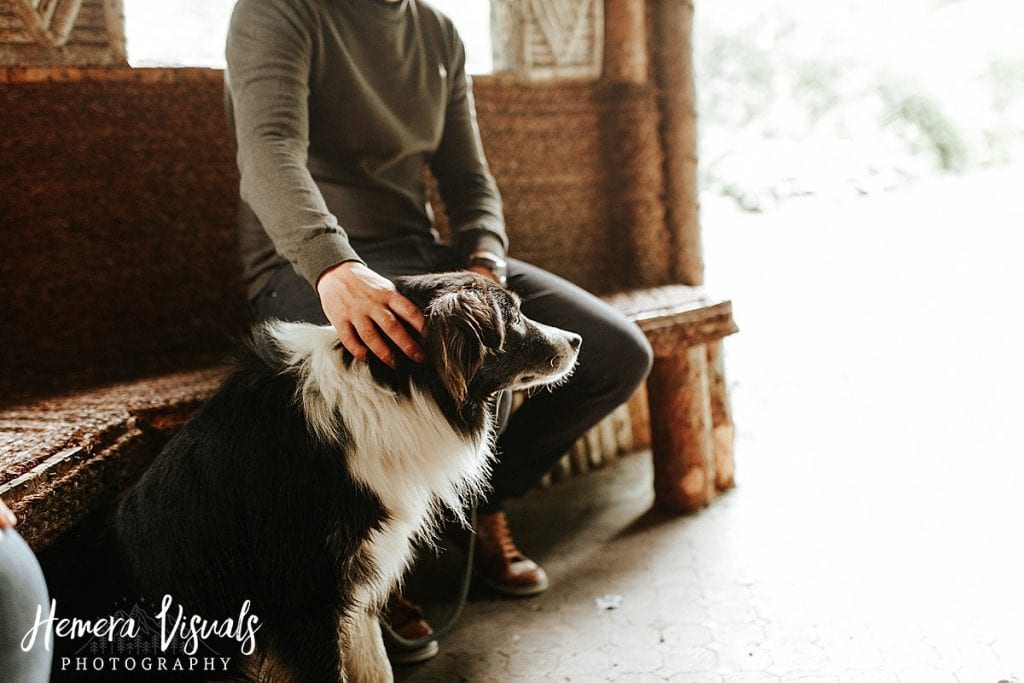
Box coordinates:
[270,322,493,609]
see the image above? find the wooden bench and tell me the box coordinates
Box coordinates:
[0,369,227,549]
[0,67,737,552]
[606,287,738,512]
[0,289,736,549]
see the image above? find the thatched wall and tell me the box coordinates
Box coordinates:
[0,68,245,398]
[0,66,684,396]
[457,77,671,293]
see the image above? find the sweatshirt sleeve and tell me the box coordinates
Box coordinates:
[225,0,362,286]
[429,26,509,261]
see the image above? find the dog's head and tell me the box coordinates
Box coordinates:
[397,273,581,405]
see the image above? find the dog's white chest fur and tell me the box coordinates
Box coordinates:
[344,377,488,606]
[273,323,493,608]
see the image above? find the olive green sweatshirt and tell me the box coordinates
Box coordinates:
[226,0,507,299]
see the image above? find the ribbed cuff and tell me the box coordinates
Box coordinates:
[295,231,364,286]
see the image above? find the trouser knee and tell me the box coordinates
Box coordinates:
[586,324,653,410]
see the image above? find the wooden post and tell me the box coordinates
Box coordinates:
[626,385,651,450]
[707,340,735,490]
[649,0,703,285]
[603,0,648,84]
[647,344,715,512]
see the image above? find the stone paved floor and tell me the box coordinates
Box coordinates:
[397,166,1024,682]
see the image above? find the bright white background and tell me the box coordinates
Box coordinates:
[123,0,493,72]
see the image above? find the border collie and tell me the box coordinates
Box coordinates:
[113,272,581,682]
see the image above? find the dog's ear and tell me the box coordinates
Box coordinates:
[428,289,495,404]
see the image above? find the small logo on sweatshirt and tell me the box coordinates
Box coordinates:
[438,64,448,79]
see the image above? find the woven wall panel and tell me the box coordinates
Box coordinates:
[0,70,245,397]
[2,70,676,396]
[471,78,671,293]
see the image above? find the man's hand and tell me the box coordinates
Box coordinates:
[467,265,502,284]
[0,500,16,529]
[316,261,427,368]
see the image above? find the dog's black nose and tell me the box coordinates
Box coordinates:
[569,334,582,351]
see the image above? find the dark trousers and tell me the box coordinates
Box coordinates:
[252,235,652,507]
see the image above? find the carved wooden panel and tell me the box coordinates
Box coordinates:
[492,0,604,80]
[0,0,125,66]
[1,0,82,46]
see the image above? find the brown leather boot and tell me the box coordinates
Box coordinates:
[475,511,549,596]
[381,593,438,664]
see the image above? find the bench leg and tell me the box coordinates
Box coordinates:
[627,383,652,450]
[647,343,715,513]
[707,340,736,491]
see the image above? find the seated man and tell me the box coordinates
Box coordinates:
[226,0,652,661]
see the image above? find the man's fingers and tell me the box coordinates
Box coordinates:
[467,265,501,285]
[354,320,395,368]
[372,309,426,363]
[318,264,428,368]
[389,294,427,336]
[337,323,370,363]
[0,501,16,529]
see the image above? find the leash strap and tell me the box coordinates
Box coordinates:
[379,391,512,650]
[378,507,477,650]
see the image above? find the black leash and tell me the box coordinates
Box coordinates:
[378,508,477,650]
[379,391,512,651]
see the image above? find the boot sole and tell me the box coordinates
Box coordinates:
[479,572,550,597]
[387,639,440,665]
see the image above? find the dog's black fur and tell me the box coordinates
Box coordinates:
[112,272,580,681]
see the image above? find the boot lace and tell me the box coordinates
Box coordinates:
[480,512,524,562]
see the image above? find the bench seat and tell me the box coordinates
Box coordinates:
[0,367,228,549]
[1,285,735,550]
[607,286,739,512]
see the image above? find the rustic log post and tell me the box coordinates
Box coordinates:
[626,385,651,450]
[650,0,703,285]
[611,402,634,454]
[707,340,735,490]
[603,0,648,84]
[647,343,715,512]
